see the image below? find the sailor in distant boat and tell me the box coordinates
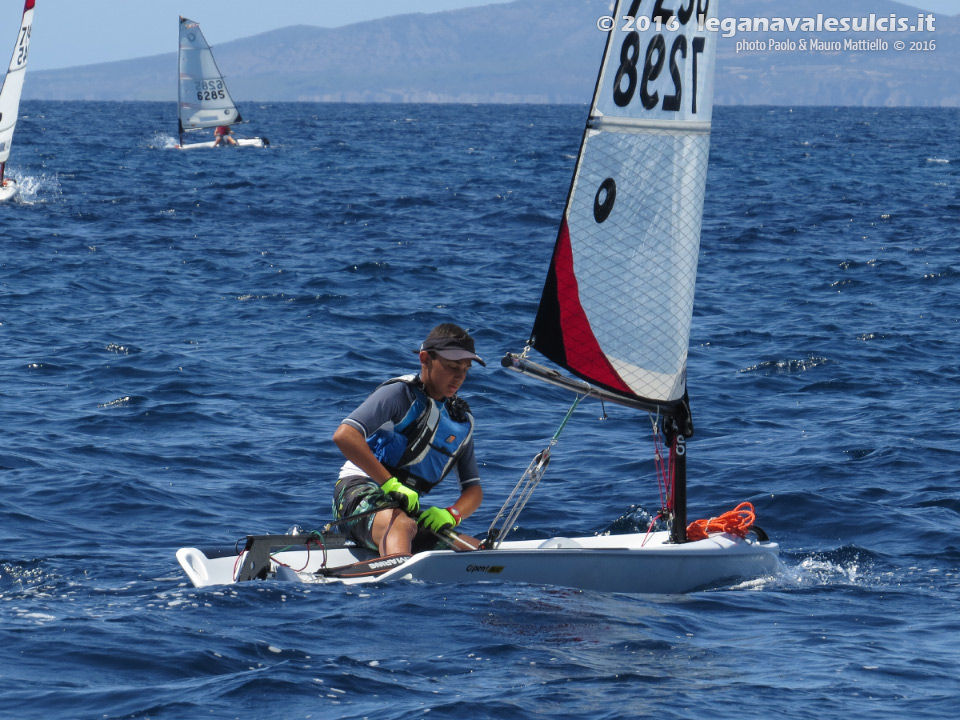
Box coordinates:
[332,324,485,557]
[213,125,238,147]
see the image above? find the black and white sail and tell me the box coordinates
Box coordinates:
[522,0,718,415]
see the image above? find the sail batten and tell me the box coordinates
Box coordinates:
[588,116,712,135]
[529,1,718,408]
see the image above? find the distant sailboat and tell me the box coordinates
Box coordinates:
[175,16,268,150]
[0,0,35,202]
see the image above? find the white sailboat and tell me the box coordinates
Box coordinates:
[0,0,34,202]
[177,0,781,593]
[175,16,267,150]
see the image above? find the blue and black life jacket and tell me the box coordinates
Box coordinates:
[366,375,474,494]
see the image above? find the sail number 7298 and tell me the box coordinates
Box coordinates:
[612,0,710,114]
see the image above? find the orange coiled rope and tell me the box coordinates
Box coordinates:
[686,502,756,541]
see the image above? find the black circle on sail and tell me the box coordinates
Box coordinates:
[594,178,616,223]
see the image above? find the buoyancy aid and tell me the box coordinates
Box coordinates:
[366,375,474,494]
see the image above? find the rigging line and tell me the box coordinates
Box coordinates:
[654,418,675,506]
[272,537,325,573]
[644,411,676,548]
[551,393,584,442]
[496,450,548,544]
[320,499,402,533]
[486,394,584,547]
[649,411,667,508]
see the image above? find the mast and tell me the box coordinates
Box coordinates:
[666,392,693,543]
[177,17,182,146]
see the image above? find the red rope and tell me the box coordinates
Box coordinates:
[650,422,675,513]
[272,535,327,573]
[686,502,756,540]
[643,422,676,547]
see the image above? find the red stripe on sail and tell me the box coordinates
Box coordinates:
[553,218,632,394]
[24,0,35,11]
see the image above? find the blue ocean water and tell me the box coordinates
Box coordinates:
[1,101,958,719]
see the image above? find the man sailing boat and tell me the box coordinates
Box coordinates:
[332,324,485,557]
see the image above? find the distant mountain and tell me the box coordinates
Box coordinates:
[23,0,960,106]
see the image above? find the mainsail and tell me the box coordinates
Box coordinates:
[0,0,35,174]
[178,16,241,136]
[527,0,717,412]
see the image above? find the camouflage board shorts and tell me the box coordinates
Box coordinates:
[333,475,444,553]
[333,476,385,552]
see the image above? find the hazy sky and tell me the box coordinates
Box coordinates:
[5,0,956,72]
[14,1,514,72]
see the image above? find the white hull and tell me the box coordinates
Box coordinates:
[176,137,267,150]
[0,179,16,202]
[177,531,780,594]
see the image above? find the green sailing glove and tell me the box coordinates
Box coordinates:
[380,477,419,514]
[419,506,461,533]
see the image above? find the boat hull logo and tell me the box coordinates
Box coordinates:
[368,556,408,571]
[466,564,504,574]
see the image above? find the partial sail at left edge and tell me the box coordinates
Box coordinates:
[178,16,241,131]
[0,0,35,187]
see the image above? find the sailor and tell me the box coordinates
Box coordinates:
[332,323,485,556]
[213,125,238,146]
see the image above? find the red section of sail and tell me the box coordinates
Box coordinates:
[24,0,35,11]
[553,218,633,395]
